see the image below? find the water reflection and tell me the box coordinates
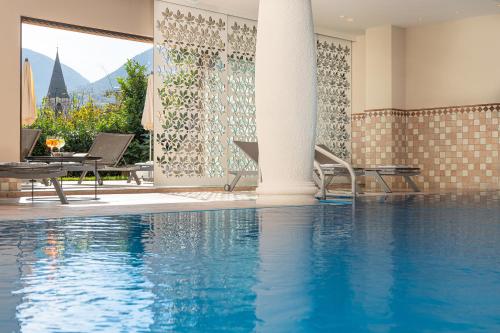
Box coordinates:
[0,193,498,332]
[144,209,260,332]
[255,206,315,332]
[12,217,155,332]
[252,204,395,332]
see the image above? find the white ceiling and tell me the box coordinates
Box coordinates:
[167,0,500,36]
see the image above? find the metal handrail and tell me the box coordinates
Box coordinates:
[315,145,357,197]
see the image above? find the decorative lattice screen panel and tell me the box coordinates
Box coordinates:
[316,35,352,160]
[154,2,228,186]
[154,1,352,186]
[226,17,258,184]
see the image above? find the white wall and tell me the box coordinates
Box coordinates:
[365,25,393,110]
[356,14,500,111]
[405,14,500,109]
[391,26,406,110]
[363,25,406,110]
[351,35,366,114]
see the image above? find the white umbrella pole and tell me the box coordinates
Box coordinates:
[149,130,153,162]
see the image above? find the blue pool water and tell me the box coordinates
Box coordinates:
[0,193,499,332]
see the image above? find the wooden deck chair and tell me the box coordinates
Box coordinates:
[62,133,141,185]
[21,128,41,161]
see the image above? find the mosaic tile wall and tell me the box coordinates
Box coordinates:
[352,110,408,189]
[352,103,500,191]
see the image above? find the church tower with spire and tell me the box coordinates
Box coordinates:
[46,49,70,115]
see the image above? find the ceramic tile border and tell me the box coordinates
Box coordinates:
[355,103,500,119]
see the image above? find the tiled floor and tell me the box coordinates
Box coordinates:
[0,188,432,222]
[0,192,259,221]
[0,180,257,199]
[0,181,433,221]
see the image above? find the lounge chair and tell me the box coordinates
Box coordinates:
[0,163,68,204]
[225,141,259,191]
[133,161,154,182]
[21,128,41,161]
[63,133,142,185]
[315,145,421,195]
[364,166,421,193]
[21,129,53,186]
[228,142,421,197]
[226,141,361,197]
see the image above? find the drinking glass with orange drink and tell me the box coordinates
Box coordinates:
[55,137,65,152]
[45,137,58,155]
[45,136,65,156]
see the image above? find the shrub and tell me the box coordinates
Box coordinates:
[29,99,128,156]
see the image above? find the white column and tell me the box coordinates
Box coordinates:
[255,0,318,205]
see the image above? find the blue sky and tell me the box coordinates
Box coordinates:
[22,23,152,82]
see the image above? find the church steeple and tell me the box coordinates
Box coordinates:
[46,48,70,115]
[47,49,69,99]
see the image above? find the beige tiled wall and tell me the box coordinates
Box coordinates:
[352,111,408,189]
[352,103,499,191]
[0,179,22,192]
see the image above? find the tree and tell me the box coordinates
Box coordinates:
[116,60,149,164]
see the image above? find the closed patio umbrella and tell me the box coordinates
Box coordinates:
[22,58,37,126]
[141,74,154,161]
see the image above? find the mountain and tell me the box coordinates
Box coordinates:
[79,48,153,102]
[22,48,153,105]
[22,48,90,105]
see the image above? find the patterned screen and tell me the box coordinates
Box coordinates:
[227,17,258,177]
[154,1,352,186]
[316,35,352,160]
[154,3,227,185]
